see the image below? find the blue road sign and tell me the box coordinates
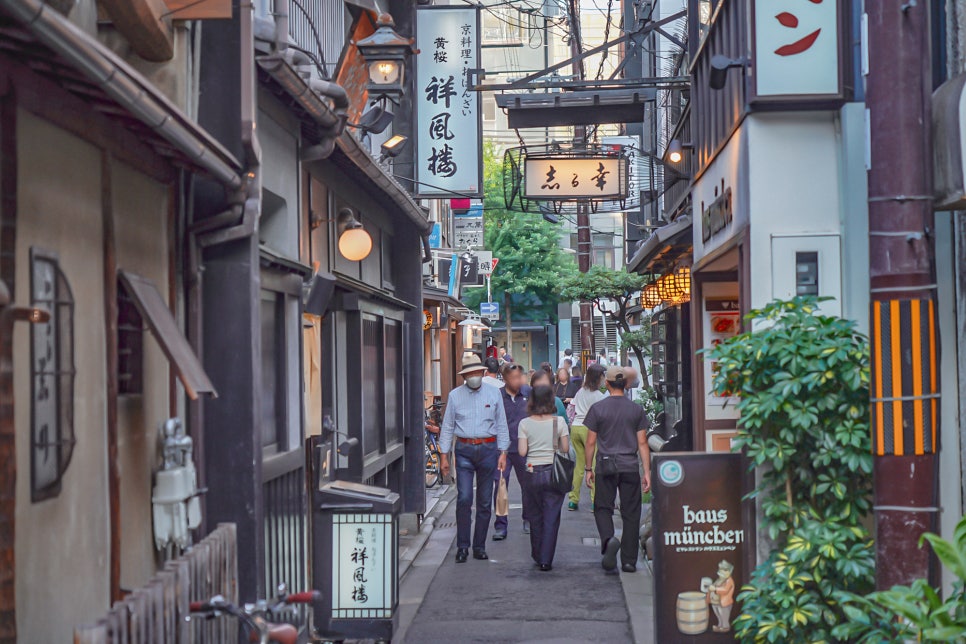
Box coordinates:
[480,301,500,317]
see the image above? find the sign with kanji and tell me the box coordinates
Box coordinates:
[475,251,494,275]
[332,513,394,619]
[453,205,484,249]
[524,157,626,200]
[752,0,841,98]
[415,6,482,198]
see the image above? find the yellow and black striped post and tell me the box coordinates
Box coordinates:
[870,299,939,457]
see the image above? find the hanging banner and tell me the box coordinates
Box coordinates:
[415,6,483,198]
[652,453,751,642]
[524,157,626,200]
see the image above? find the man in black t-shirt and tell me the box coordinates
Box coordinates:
[584,366,651,573]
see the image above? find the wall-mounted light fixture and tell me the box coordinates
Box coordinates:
[337,207,373,262]
[709,55,748,90]
[353,13,416,100]
[666,140,694,164]
[380,134,408,160]
[351,105,395,135]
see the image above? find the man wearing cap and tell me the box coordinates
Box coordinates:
[583,365,651,573]
[440,354,510,563]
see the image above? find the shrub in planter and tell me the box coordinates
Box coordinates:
[705,297,875,643]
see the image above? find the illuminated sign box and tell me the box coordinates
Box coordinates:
[524,157,626,200]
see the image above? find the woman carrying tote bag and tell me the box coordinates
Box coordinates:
[518,385,571,571]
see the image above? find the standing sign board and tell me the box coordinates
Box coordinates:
[751,0,844,101]
[415,6,483,198]
[652,453,750,642]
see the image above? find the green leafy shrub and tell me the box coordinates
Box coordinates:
[705,297,875,643]
[833,515,966,643]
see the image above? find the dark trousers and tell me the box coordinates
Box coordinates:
[455,443,500,550]
[493,450,529,533]
[524,465,567,566]
[594,469,642,566]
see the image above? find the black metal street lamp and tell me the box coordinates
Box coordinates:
[353,14,416,100]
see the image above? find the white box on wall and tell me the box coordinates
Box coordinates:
[770,234,842,317]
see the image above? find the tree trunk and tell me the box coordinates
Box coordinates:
[504,291,514,360]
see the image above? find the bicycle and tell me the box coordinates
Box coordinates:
[189,585,319,644]
[425,398,444,488]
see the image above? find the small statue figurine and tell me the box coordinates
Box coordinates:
[706,560,736,633]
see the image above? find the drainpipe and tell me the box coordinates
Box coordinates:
[866,0,940,589]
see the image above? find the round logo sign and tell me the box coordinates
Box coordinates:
[658,460,684,487]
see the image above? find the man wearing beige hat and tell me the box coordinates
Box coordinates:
[439,353,510,563]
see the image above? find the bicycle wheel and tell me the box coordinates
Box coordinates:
[425,447,441,488]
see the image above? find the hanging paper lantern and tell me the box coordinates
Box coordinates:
[657,273,684,301]
[641,283,662,308]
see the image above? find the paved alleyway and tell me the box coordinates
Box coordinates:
[401,482,637,643]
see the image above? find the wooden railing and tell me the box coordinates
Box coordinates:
[73,524,238,644]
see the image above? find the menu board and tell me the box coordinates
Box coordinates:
[703,298,741,421]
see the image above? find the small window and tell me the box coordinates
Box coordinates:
[482,98,497,122]
[117,280,144,395]
[29,248,76,502]
[795,252,819,296]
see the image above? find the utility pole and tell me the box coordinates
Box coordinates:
[866,1,940,589]
[568,0,595,360]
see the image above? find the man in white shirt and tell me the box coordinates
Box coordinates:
[482,356,504,388]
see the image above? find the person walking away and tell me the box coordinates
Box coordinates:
[439,354,510,563]
[518,385,570,571]
[558,347,574,370]
[492,363,533,539]
[554,368,579,405]
[530,370,570,427]
[584,366,651,573]
[482,356,503,388]
[568,364,606,512]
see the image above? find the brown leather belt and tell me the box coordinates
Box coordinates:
[457,436,497,445]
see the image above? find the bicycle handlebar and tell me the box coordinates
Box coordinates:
[282,591,319,604]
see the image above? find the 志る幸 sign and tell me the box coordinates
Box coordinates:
[415,6,482,198]
[524,157,626,200]
[753,0,841,98]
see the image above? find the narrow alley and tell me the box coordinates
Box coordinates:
[397,484,653,643]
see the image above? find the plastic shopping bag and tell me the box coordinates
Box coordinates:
[495,477,509,517]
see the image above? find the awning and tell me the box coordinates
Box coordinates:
[496,89,656,128]
[0,0,243,189]
[626,215,693,275]
[119,271,217,400]
[423,285,464,311]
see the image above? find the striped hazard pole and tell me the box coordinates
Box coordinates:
[867,1,940,590]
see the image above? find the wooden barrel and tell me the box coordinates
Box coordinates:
[676,591,709,635]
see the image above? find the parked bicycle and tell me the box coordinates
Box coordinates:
[190,585,320,644]
[425,398,444,488]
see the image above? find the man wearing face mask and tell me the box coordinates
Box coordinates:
[440,353,510,563]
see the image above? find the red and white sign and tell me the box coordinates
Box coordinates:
[753,0,840,98]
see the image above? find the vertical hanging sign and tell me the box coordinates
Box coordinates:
[415,6,483,198]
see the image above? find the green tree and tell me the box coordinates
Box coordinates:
[560,266,651,386]
[463,143,577,356]
[705,297,874,643]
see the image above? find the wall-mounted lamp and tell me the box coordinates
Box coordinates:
[0,280,50,326]
[542,212,560,224]
[709,55,748,91]
[337,207,373,262]
[350,105,395,135]
[666,140,694,164]
[353,13,416,100]
[380,134,408,159]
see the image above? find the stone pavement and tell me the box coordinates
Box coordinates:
[398,479,655,643]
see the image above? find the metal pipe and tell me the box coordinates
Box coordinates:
[274,0,289,54]
[866,0,940,589]
[0,0,244,190]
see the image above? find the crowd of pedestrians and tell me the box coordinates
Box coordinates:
[437,348,651,573]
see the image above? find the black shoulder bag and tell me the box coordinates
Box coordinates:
[550,417,576,493]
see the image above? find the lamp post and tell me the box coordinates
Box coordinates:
[353,14,416,102]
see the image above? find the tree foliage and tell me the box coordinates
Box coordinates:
[560,266,651,384]
[704,297,874,643]
[463,143,576,344]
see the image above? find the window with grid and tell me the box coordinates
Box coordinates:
[29,249,76,502]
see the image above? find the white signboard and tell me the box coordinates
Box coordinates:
[332,513,394,619]
[476,251,494,275]
[524,157,625,199]
[415,6,482,197]
[453,214,484,249]
[754,0,840,97]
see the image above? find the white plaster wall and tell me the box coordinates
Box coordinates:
[14,110,110,642]
[112,161,171,591]
[745,112,844,312]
